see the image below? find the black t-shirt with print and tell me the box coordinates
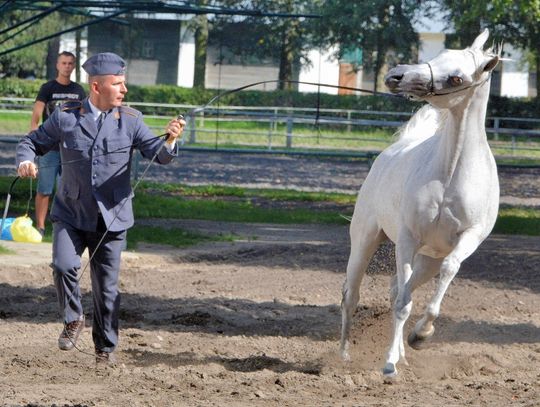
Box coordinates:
[36,80,86,122]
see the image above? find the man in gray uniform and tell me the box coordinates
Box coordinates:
[16,52,186,364]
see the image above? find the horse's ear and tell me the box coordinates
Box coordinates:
[471,28,490,50]
[483,56,499,72]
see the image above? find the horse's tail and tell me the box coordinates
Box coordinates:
[397,105,442,143]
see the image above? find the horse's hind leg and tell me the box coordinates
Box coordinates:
[340,215,384,361]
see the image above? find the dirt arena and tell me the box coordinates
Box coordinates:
[0,151,538,406]
[0,217,538,406]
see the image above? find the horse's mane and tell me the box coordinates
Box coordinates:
[397,104,446,143]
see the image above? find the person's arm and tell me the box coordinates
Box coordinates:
[17,108,62,177]
[133,111,185,163]
[30,100,46,131]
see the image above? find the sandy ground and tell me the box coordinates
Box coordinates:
[0,149,539,406]
[0,218,538,407]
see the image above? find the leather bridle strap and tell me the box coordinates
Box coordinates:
[424,60,490,97]
[426,62,435,96]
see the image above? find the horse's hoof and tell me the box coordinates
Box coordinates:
[407,330,433,350]
[382,363,397,378]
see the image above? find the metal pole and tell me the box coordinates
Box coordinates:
[286,117,293,149]
[1,177,20,241]
[189,115,197,144]
[494,117,500,141]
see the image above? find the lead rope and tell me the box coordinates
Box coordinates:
[27,78,402,356]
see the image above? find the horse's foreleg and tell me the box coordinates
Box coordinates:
[384,229,417,377]
[340,216,383,361]
[389,254,442,304]
[412,229,483,349]
[406,255,444,349]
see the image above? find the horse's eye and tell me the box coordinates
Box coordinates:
[448,76,463,86]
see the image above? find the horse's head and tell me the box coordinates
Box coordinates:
[385,29,499,107]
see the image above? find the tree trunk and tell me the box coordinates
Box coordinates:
[46,37,60,80]
[277,0,297,91]
[373,38,385,92]
[373,5,390,92]
[278,30,295,91]
[193,14,208,88]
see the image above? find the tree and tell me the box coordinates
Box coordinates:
[208,0,318,90]
[0,9,54,78]
[439,0,540,97]
[0,8,88,79]
[315,0,426,92]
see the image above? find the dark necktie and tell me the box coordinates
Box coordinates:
[97,112,106,132]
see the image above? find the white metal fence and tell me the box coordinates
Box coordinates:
[1,97,539,161]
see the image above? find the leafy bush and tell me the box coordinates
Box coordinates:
[0,78,45,97]
[1,78,538,121]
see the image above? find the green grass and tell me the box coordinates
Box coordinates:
[1,176,539,254]
[494,207,540,236]
[0,244,13,254]
[0,110,32,134]
[134,193,349,225]
[138,181,356,204]
[126,224,233,250]
[3,110,539,163]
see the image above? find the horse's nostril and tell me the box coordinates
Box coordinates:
[385,74,403,88]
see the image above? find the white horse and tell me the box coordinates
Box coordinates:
[340,29,500,377]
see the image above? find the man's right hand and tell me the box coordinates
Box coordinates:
[18,161,38,178]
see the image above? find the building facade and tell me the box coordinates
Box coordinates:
[61,14,535,98]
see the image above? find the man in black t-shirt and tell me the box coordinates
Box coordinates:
[30,51,86,236]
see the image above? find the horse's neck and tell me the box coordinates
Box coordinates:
[437,82,491,186]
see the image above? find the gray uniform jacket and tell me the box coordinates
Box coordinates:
[16,98,177,232]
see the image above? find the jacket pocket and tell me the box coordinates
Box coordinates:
[62,138,91,151]
[106,138,131,164]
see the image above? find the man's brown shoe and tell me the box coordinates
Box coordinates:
[58,315,85,351]
[95,348,117,366]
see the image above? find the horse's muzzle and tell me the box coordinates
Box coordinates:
[385,64,431,97]
[384,65,412,93]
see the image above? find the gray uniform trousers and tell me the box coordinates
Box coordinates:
[52,217,126,353]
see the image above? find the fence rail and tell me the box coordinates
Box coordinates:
[1,97,539,161]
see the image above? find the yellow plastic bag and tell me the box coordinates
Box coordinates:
[10,216,42,243]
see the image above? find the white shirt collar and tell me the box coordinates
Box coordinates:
[87,99,107,121]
